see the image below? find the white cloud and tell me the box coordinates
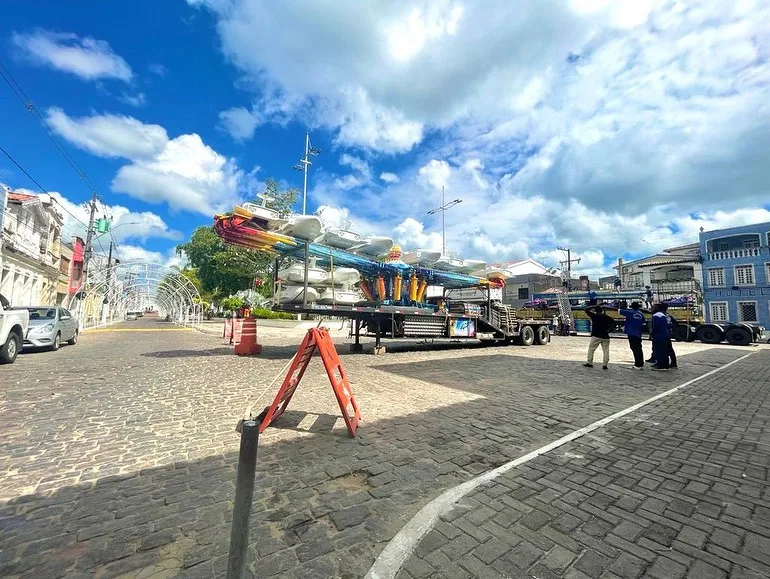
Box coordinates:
[23,190,183,244]
[119,92,147,107]
[148,63,168,76]
[113,244,181,268]
[189,0,770,273]
[112,134,244,215]
[393,217,443,251]
[46,109,246,215]
[12,29,132,82]
[218,106,262,141]
[46,108,168,159]
[380,172,400,183]
[417,159,451,191]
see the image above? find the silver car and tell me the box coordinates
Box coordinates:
[24,306,79,351]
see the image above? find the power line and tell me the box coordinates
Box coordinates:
[0,144,50,194]
[0,143,91,231]
[0,58,102,197]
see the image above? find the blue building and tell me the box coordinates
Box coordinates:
[700,222,770,328]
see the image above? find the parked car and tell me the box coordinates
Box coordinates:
[0,293,29,364]
[24,306,79,351]
[126,312,138,320]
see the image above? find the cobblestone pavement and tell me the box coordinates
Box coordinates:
[0,317,754,577]
[398,350,770,579]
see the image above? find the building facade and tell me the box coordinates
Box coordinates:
[58,242,73,305]
[700,222,770,327]
[0,191,64,306]
[616,243,703,306]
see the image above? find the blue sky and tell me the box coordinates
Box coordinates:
[2,0,770,275]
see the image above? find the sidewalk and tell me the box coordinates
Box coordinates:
[393,350,770,579]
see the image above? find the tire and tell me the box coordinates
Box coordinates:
[520,325,535,346]
[0,332,20,364]
[535,325,550,345]
[725,327,752,346]
[697,326,724,344]
[50,332,61,352]
[67,331,78,346]
[672,324,692,342]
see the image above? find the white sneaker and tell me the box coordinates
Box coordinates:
[631,365,643,370]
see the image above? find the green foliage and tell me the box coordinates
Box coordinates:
[261,178,299,216]
[220,296,245,311]
[176,226,269,299]
[250,307,296,320]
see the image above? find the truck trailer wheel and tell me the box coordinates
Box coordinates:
[673,324,694,342]
[520,325,535,346]
[696,326,724,344]
[725,327,752,346]
[535,325,550,345]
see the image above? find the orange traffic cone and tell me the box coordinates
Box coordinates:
[234,317,262,355]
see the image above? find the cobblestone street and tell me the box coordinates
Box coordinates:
[0,318,764,578]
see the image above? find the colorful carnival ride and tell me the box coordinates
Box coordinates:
[214,205,550,349]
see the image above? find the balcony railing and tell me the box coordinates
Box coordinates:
[706,247,762,260]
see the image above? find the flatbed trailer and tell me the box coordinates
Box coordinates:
[275,299,552,351]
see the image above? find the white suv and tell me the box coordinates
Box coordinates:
[0,293,30,364]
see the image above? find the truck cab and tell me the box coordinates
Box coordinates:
[0,293,30,364]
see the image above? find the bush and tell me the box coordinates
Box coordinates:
[250,308,296,320]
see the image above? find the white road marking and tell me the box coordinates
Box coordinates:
[365,352,755,579]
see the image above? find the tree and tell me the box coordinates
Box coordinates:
[176,227,269,300]
[261,178,299,217]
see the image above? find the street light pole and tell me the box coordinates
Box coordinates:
[293,132,321,215]
[302,132,309,215]
[427,186,462,256]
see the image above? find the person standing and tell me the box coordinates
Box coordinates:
[661,304,678,369]
[583,305,613,370]
[645,286,654,308]
[614,278,622,293]
[650,304,671,370]
[588,288,598,305]
[619,302,646,369]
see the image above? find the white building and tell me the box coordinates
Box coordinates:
[0,189,64,306]
[616,243,703,303]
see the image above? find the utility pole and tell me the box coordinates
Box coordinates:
[80,192,98,291]
[427,186,462,256]
[557,246,581,291]
[99,240,114,321]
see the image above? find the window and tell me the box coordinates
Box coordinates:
[734,265,755,286]
[744,239,760,248]
[707,268,725,287]
[766,232,770,246]
[518,288,529,299]
[737,302,758,323]
[710,302,728,322]
[766,263,770,284]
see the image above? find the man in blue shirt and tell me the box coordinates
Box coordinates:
[588,288,598,305]
[650,304,671,370]
[619,302,646,369]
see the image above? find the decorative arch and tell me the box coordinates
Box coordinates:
[66,262,203,331]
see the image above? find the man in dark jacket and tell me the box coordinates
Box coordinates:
[650,304,671,370]
[660,304,678,368]
[619,302,646,369]
[583,305,614,369]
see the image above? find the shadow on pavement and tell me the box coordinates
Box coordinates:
[0,347,748,578]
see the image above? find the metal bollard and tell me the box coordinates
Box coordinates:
[226,419,259,579]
